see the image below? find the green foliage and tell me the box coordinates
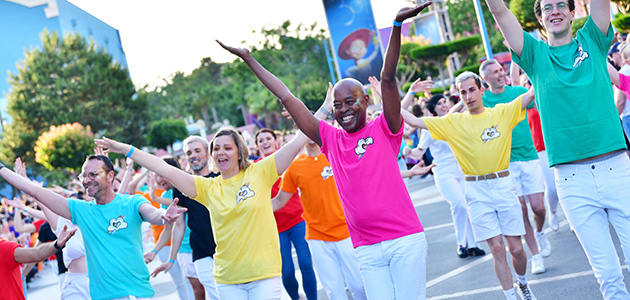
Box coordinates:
[409,35,482,59]
[34,123,94,173]
[612,14,630,33]
[510,0,540,31]
[148,118,189,150]
[612,0,630,14]
[1,30,149,169]
[454,63,482,76]
[401,82,446,97]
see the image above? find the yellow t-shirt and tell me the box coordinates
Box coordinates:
[193,155,281,284]
[424,96,525,176]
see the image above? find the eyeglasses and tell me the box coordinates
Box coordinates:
[542,2,568,13]
[78,170,105,182]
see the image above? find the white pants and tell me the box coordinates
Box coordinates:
[157,246,193,300]
[555,152,630,299]
[215,276,282,300]
[178,252,197,279]
[355,232,427,300]
[307,238,367,300]
[194,256,219,300]
[538,150,559,213]
[61,273,90,300]
[508,159,545,197]
[434,171,477,248]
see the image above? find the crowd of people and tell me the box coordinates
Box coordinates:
[1,0,630,299]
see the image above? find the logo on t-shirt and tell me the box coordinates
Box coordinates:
[481,126,501,143]
[573,43,589,68]
[236,184,255,204]
[320,166,333,180]
[354,136,374,158]
[107,215,128,234]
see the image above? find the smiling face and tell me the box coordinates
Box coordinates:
[256,131,278,158]
[482,62,506,91]
[347,39,367,60]
[81,159,113,200]
[538,0,574,39]
[185,141,209,174]
[212,135,240,179]
[457,78,485,114]
[434,98,450,117]
[333,79,369,133]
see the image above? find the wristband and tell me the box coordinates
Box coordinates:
[0,163,4,171]
[126,146,135,158]
[23,208,28,213]
[410,91,416,96]
[319,107,331,116]
[152,249,158,254]
[393,20,402,27]
[53,241,64,251]
[168,259,175,264]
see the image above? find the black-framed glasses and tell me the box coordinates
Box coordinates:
[542,2,568,13]
[78,170,104,182]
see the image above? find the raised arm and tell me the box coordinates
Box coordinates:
[13,225,76,264]
[138,198,186,226]
[217,40,327,145]
[484,0,525,57]
[590,0,611,34]
[381,3,432,134]
[521,88,536,110]
[401,108,428,129]
[271,191,294,212]
[95,138,197,198]
[0,162,71,220]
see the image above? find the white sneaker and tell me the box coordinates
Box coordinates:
[531,254,545,274]
[548,211,559,232]
[516,280,538,300]
[535,231,552,257]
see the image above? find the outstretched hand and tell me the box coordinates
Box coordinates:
[94,137,127,155]
[410,161,435,176]
[410,78,433,95]
[3,198,25,210]
[163,198,187,224]
[94,146,109,157]
[56,225,77,248]
[395,2,432,22]
[216,40,250,58]
[14,157,27,178]
[368,76,382,98]
[151,261,174,277]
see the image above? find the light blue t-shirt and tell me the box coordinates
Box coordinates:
[68,194,154,300]
[161,189,192,253]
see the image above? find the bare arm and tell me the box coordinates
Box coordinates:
[271,191,294,212]
[137,199,186,226]
[590,0,611,34]
[144,223,173,263]
[615,88,626,115]
[509,61,521,86]
[13,225,76,264]
[0,165,71,220]
[217,40,329,145]
[401,161,435,178]
[13,208,36,234]
[151,212,186,277]
[521,88,536,110]
[401,108,428,129]
[381,4,431,134]
[484,0,524,57]
[608,62,621,87]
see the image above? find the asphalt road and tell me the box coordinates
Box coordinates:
[26,175,630,299]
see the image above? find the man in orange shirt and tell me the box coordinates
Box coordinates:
[273,139,367,300]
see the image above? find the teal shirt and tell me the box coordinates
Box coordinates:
[68,194,154,300]
[161,189,192,253]
[483,85,538,162]
[512,17,626,167]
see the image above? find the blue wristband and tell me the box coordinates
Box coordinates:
[152,249,158,254]
[393,20,402,27]
[410,91,416,96]
[168,259,175,264]
[126,146,135,158]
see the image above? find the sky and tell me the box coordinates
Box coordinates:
[67,0,413,89]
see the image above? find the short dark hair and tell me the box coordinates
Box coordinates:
[162,157,181,169]
[411,104,423,117]
[86,155,114,173]
[427,94,446,116]
[534,0,575,19]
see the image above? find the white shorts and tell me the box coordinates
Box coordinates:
[508,160,545,196]
[177,252,197,279]
[465,175,526,242]
[61,273,90,300]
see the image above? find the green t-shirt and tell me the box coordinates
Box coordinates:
[511,17,626,167]
[483,85,537,162]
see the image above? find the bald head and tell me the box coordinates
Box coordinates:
[332,78,370,133]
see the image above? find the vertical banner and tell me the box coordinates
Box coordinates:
[323,0,383,85]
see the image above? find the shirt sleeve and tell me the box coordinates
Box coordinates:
[279,164,299,194]
[252,154,280,187]
[579,16,614,55]
[0,240,22,268]
[68,198,82,226]
[319,120,336,154]
[424,115,454,141]
[192,176,211,206]
[511,31,537,77]
[417,129,434,149]
[500,96,526,128]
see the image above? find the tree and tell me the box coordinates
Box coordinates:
[1,30,149,169]
[34,123,94,173]
[510,0,540,32]
[147,118,189,150]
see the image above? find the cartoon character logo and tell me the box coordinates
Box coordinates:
[107,215,128,234]
[321,166,333,180]
[236,184,255,204]
[573,43,589,68]
[481,126,501,143]
[354,137,374,158]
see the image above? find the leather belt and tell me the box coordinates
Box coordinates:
[465,170,510,182]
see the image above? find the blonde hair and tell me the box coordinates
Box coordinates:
[210,127,252,171]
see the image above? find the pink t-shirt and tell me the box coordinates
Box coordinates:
[319,115,423,248]
[617,73,630,100]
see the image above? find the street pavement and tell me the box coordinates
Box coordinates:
[25,175,630,299]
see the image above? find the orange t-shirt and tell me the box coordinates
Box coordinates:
[280,153,350,242]
[138,189,170,246]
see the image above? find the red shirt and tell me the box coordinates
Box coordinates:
[33,219,46,232]
[527,107,545,152]
[0,239,25,300]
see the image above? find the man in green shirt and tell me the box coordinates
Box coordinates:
[480,59,550,276]
[485,0,630,298]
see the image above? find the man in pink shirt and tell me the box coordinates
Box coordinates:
[218,4,431,299]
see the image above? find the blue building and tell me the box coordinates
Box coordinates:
[0,0,129,130]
